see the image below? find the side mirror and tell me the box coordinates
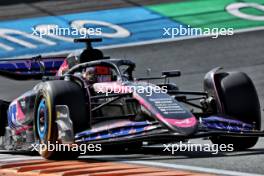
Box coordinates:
[162,70,181,77]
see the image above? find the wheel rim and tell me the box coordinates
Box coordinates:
[37,98,48,141]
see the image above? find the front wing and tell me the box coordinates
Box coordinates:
[72,116,264,145]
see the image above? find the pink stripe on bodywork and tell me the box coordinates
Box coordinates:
[15,125,32,135]
[16,103,25,121]
[134,93,197,128]
[166,117,197,128]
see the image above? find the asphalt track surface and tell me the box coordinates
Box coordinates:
[0,0,264,175]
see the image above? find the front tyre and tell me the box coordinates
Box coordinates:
[210,72,261,150]
[34,80,89,159]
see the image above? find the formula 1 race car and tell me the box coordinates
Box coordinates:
[0,38,263,159]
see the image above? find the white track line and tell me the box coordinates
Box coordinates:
[0,157,41,162]
[0,155,41,163]
[1,26,264,60]
[124,160,263,176]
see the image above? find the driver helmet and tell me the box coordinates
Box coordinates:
[82,66,112,83]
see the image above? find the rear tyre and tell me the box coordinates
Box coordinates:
[34,80,89,159]
[211,72,261,150]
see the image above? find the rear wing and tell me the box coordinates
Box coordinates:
[0,55,65,80]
